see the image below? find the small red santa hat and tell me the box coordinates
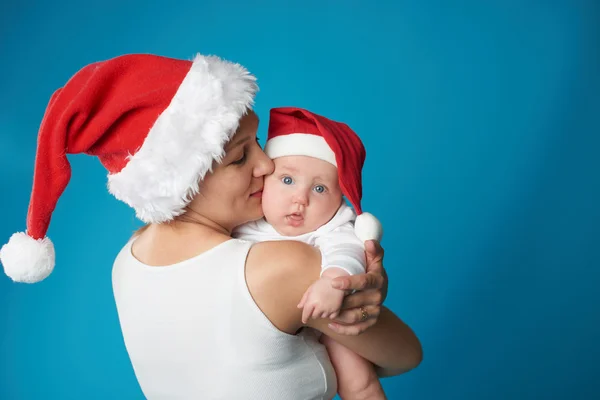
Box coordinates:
[0,53,257,283]
[265,107,383,243]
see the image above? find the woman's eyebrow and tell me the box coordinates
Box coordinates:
[226,135,251,150]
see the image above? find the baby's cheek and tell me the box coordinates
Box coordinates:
[261,180,277,205]
[312,197,342,227]
[260,184,279,219]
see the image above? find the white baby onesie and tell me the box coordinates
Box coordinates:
[234,203,366,276]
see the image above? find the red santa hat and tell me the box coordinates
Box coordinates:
[265,107,383,243]
[0,53,257,283]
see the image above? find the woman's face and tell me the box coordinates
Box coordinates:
[190,111,274,232]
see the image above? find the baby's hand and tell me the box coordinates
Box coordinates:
[297,267,349,324]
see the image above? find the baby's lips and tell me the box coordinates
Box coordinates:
[287,213,304,221]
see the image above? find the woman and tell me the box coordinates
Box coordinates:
[1,53,422,399]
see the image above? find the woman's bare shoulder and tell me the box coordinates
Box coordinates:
[245,240,322,334]
[247,240,320,271]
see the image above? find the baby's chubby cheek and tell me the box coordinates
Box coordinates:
[260,181,281,223]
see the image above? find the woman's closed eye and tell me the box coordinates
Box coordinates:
[232,137,261,165]
[231,151,247,165]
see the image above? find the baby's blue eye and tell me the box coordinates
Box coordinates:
[282,176,293,185]
[314,185,326,193]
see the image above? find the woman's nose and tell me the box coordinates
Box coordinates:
[254,150,275,177]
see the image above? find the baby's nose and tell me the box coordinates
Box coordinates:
[293,191,309,206]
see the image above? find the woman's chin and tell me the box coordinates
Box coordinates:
[247,207,265,223]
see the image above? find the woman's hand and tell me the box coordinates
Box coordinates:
[328,240,388,335]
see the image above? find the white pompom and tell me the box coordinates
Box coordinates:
[0,232,55,283]
[354,212,383,243]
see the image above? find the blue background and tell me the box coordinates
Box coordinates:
[1,1,599,399]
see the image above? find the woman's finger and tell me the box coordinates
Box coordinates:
[332,305,381,325]
[340,289,383,310]
[331,272,383,291]
[364,240,384,267]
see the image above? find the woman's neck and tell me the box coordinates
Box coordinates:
[171,213,231,237]
[133,218,232,267]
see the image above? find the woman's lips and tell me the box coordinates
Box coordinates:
[250,190,263,198]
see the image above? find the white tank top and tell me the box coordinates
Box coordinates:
[112,238,337,399]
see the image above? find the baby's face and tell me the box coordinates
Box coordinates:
[262,156,343,236]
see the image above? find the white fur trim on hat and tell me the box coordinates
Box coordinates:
[354,213,383,242]
[264,133,337,166]
[0,232,55,283]
[107,54,258,223]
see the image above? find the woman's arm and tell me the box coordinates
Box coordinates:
[245,240,421,374]
[245,240,324,334]
[307,306,422,374]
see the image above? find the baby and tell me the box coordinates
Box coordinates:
[234,107,385,399]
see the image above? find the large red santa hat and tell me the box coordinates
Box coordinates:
[265,107,383,243]
[0,53,257,283]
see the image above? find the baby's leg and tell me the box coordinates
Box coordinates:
[321,334,386,400]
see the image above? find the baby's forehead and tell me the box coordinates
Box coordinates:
[272,156,313,167]
[273,156,339,181]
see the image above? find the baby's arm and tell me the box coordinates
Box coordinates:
[297,266,349,322]
[298,223,366,322]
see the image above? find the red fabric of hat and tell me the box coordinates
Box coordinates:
[0,53,257,283]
